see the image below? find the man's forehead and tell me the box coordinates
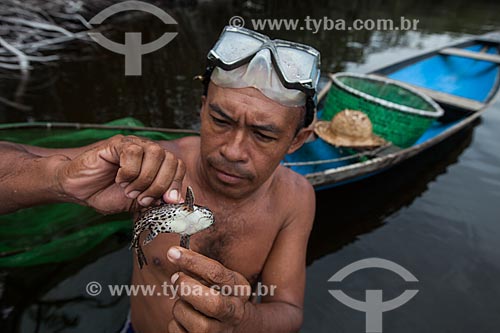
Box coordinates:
[207,82,302,115]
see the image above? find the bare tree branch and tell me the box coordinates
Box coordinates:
[0,36,29,74]
[0,0,136,112]
[0,16,75,37]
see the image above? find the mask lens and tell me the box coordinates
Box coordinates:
[276,46,319,84]
[213,31,264,64]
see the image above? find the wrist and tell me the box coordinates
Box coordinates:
[47,154,79,204]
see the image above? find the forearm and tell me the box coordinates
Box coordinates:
[0,142,71,214]
[18,141,102,159]
[236,301,303,333]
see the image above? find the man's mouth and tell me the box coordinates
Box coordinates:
[211,165,246,184]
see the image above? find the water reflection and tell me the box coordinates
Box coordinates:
[307,121,477,265]
[1,234,130,332]
[1,0,499,127]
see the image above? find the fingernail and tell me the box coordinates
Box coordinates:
[120,182,129,188]
[167,247,181,261]
[140,197,154,206]
[168,189,179,201]
[127,190,140,199]
[171,272,179,284]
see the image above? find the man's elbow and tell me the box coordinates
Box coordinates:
[293,313,304,332]
[285,303,304,332]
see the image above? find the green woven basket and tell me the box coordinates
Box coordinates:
[323,73,444,148]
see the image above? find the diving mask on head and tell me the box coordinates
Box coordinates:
[206,26,321,107]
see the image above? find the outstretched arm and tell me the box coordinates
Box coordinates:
[0,141,70,214]
[0,135,185,215]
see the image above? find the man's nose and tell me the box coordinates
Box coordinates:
[220,130,249,163]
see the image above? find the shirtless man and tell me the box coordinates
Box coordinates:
[0,26,320,332]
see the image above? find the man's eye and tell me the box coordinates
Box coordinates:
[255,131,276,142]
[211,116,228,125]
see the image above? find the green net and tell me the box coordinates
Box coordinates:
[0,118,197,267]
[323,74,442,148]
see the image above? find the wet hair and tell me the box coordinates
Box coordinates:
[199,66,315,133]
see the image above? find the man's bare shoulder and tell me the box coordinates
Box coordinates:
[158,136,200,158]
[275,165,315,199]
[274,166,316,226]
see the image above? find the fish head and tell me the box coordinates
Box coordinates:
[184,205,215,235]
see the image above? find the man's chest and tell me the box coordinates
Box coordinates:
[141,208,281,285]
[190,210,279,284]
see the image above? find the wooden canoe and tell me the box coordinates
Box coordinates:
[284,32,500,190]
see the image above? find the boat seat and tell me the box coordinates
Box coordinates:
[409,85,485,112]
[369,74,485,112]
[439,48,500,64]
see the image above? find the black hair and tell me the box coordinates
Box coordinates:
[198,66,315,132]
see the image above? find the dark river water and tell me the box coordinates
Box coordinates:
[1,0,500,332]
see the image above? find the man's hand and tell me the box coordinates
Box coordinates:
[166,246,252,333]
[56,135,185,214]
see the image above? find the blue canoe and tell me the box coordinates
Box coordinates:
[283,32,500,190]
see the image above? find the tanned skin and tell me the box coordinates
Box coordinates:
[0,83,316,332]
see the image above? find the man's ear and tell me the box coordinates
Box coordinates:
[200,95,207,116]
[287,127,313,154]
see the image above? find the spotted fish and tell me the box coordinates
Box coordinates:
[130,186,214,269]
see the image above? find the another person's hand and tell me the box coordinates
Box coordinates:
[166,247,251,333]
[57,135,185,214]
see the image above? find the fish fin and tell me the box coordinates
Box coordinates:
[143,230,158,246]
[130,226,147,250]
[180,234,190,249]
[186,186,195,211]
[137,246,148,269]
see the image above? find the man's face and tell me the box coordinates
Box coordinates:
[198,82,311,199]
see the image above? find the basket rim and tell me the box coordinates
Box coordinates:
[329,72,445,118]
